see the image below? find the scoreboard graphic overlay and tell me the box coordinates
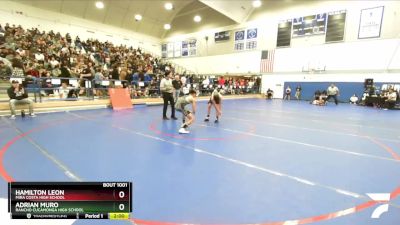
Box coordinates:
[8,182,132,220]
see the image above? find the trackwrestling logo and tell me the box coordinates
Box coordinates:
[367,193,391,219]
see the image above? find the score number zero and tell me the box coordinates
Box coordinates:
[102,183,129,211]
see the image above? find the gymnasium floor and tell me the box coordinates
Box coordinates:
[0,98,399,225]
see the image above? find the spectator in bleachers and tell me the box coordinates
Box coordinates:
[218,76,225,87]
[34,49,45,62]
[52,64,61,77]
[144,72,152,87]
[59,82,73,99]
[1,22,176,101]
[60,62,71,78]
[41,71,54,96]
[25,62,39,78]
[49,56,59,69]
[202,77,210,94]
[7,80,35,119]
[0,24,5,36]
[11,58,24,77]
[111,65,119,80]
[0,60,12,79]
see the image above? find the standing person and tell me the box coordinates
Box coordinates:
[172,74,182,101]
[295,85,302,100]
[7,80,35,119]
[218,76,225,87]
[160,71,177,120]
[326,83,340,105]
[78,64,92,95]
[204,88,222,123]
[94,67,105,97]
[175,89,197,134]
[283,86,291,100]
[181,75,187,87]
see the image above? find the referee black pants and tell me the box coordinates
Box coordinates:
[162,92,175,118]
[326,95,338,105]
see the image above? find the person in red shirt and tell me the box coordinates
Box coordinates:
[25,63,40,78]
[218,76,225,87]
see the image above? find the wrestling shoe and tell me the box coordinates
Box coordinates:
[179,128,190,134]
[204,118,209,122]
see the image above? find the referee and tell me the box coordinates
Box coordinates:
[160,71,177,120]
[326,83,340,105]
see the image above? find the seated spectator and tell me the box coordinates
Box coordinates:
[41,71,54,96]
[0,60,12,79]
[349,94,359,104]
[266,88,274,99]
[111,65,119,80]
[7,80,35,119]
[1,21,176,101]
[59,82,70,99]
[49,56,60,69]
[34,49,45,62]
[52,64,61,77]
[383,89,397,110]
[144,72,152,86]
[25,62,40,78]
[60,63,71,78]
[11,58,25,77]
[130,71,139,88]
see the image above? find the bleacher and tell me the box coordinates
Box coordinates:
[0,22,262,116]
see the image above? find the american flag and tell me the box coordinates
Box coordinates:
[260,50,275,73]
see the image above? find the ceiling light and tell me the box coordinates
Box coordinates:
[165,2,173,10]
[164,24,171,30]
[95,1,104,9]
[194,15,202,23]
[252,0,262,8]
[134,14,142,21]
